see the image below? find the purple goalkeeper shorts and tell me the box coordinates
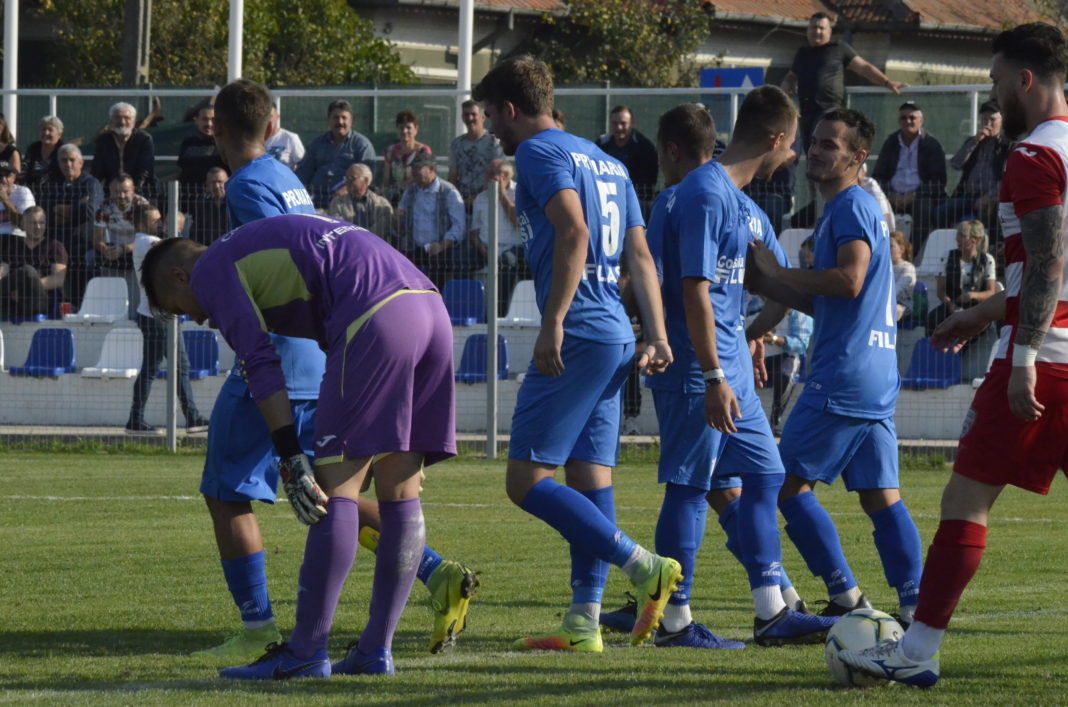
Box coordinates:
[312,290,456,467]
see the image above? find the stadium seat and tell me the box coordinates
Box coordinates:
[899,281,927,330]
[9,327,76,377]
[902,337,961,389]
[455,333,508,383]
[156,330,221,379]
[81,328,143,379]
[778,228,813,268]
[63,277,129,324]
[443,279,486,326]
[501,280,539,325]
[916,229,958,277]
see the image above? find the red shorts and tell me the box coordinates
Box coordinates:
[955,360,1068,494]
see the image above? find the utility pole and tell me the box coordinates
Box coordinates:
[122,0,151,85]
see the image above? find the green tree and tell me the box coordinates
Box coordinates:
[36,0,415,86]
[531,0,709,87]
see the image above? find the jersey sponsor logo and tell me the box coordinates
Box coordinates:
[282,188,314,209]
[714,254,745,285]
[868,329,896,350]
[518,211,534,245]
[583,262,620,284]
[569,152,627,178]
[315,224,361,248]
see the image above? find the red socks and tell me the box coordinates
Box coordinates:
[914,519,987,630]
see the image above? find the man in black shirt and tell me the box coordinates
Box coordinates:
[596,105,659,209]
[782,13,906,150]
[177,102,227,213]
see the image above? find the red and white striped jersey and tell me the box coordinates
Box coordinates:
[996,116,1068,369]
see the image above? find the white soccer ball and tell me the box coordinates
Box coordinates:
[824,608,904,687]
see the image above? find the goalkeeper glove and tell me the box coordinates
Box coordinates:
[278,453,329,525]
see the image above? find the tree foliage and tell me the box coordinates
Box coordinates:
[530,0,709,87]
[36,0,416,86]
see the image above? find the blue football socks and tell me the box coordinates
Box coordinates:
[655,483,708,605]
[870,499,923,606]
[781,490,858,596]
[521,477,637,568]
[719,496,796,593]
[569,486,617,605]
[221,550,274,629]
[416,546,445,586]
[737,473,786,590]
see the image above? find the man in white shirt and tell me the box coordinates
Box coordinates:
[264,106,305,170]
[0,161,35,234]
[467,160,527,315]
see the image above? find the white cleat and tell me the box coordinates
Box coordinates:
[838,638,940,688]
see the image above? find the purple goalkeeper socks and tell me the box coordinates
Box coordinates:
[287,497,359,660]
[358,497,426,655]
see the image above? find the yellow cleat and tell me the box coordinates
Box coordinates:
[630,555,683,646]
[513,614,604,652]
[191,624,283,659]
[427,560,480,653]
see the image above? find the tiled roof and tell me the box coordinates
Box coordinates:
[901,0,1044,28]
[707,0,834,20]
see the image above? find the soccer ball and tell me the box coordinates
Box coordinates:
[824,608,904,687]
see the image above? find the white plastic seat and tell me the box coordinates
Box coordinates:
[81,327,143,379]
[64,277,129,324]
[916,229,958,277]
[777,228,813,268]
[501,280,539,326]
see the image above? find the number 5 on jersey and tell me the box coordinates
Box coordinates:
[596,180,621,257]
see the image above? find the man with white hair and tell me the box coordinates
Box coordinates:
[264,105,305,170]
[41,144,103,306]
[327,163,394,243]
[90,101,156,195]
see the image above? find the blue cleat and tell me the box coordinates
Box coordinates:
[599,593,637,634]
[838,639,940,687]
[754,607,838,647]
[331,643,395,676]
[219,642,330,680]
[654,622,746,650]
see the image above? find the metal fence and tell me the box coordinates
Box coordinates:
[0,84,1000,449]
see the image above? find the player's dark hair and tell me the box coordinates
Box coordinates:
[809,12,832,23]
[473,56,554,117]
[140,237,199,318]
[395,109,419,126]
[215,79,273,140]
[992,22,1068,80]
[610,105,632,118]
[820,107,875,153]
[657,104,716,160]
[328,99,353,116]
[731,86,798,145]
[130,200,160,233]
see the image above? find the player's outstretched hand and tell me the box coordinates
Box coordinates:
[704,381,741,434]
[534,321,565,377]
[749,338,767,388]
[747,239,781,280]
[278,454,329,525]
[637,338,673,375]
[1008,365,1044,421]
[930,307,990,353]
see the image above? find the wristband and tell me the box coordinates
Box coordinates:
[702,367,726,384]
[270,424,303,459]
[1012,345,1038,367]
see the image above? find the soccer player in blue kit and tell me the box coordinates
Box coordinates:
[748,108,924,627]
[192,79,476,660]
[647,92,837,647]
[473,57,682,651]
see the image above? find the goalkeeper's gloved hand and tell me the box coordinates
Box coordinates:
[278,453,329,525]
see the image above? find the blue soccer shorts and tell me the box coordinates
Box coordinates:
[778,402,899,490]
[509,336,634,468]
[653,387,784,491]
[200,377,319,503]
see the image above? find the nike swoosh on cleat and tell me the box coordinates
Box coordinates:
[649,574,663,602]
[569,639,588,646]
[272,661,322,679]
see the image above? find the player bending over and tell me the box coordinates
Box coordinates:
[474,56,681,652]
[192,79,477,661]
[143,213,455,679]
[841,22,1068,687]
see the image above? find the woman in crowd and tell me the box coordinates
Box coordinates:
[890,230,916,322]
[0,113,21,175]
[22,116,65,190]
[380,110,432,204]
[925,219,996,336]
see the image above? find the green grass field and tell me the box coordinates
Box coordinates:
[1,447,1066,705]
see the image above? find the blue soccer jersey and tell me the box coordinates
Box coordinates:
[514,129,641,344]
[225,152,324,399]
[647,161,787,397]
[798,185,899,419]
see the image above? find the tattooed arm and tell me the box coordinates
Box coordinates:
[1009,204,1065,421]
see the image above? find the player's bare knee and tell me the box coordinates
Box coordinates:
[939,473,1002,523]
[857,487,900,515]
[505,460,553,507]
[778,474,812,504]
[563,460,612,492]
[707,486,741,515]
